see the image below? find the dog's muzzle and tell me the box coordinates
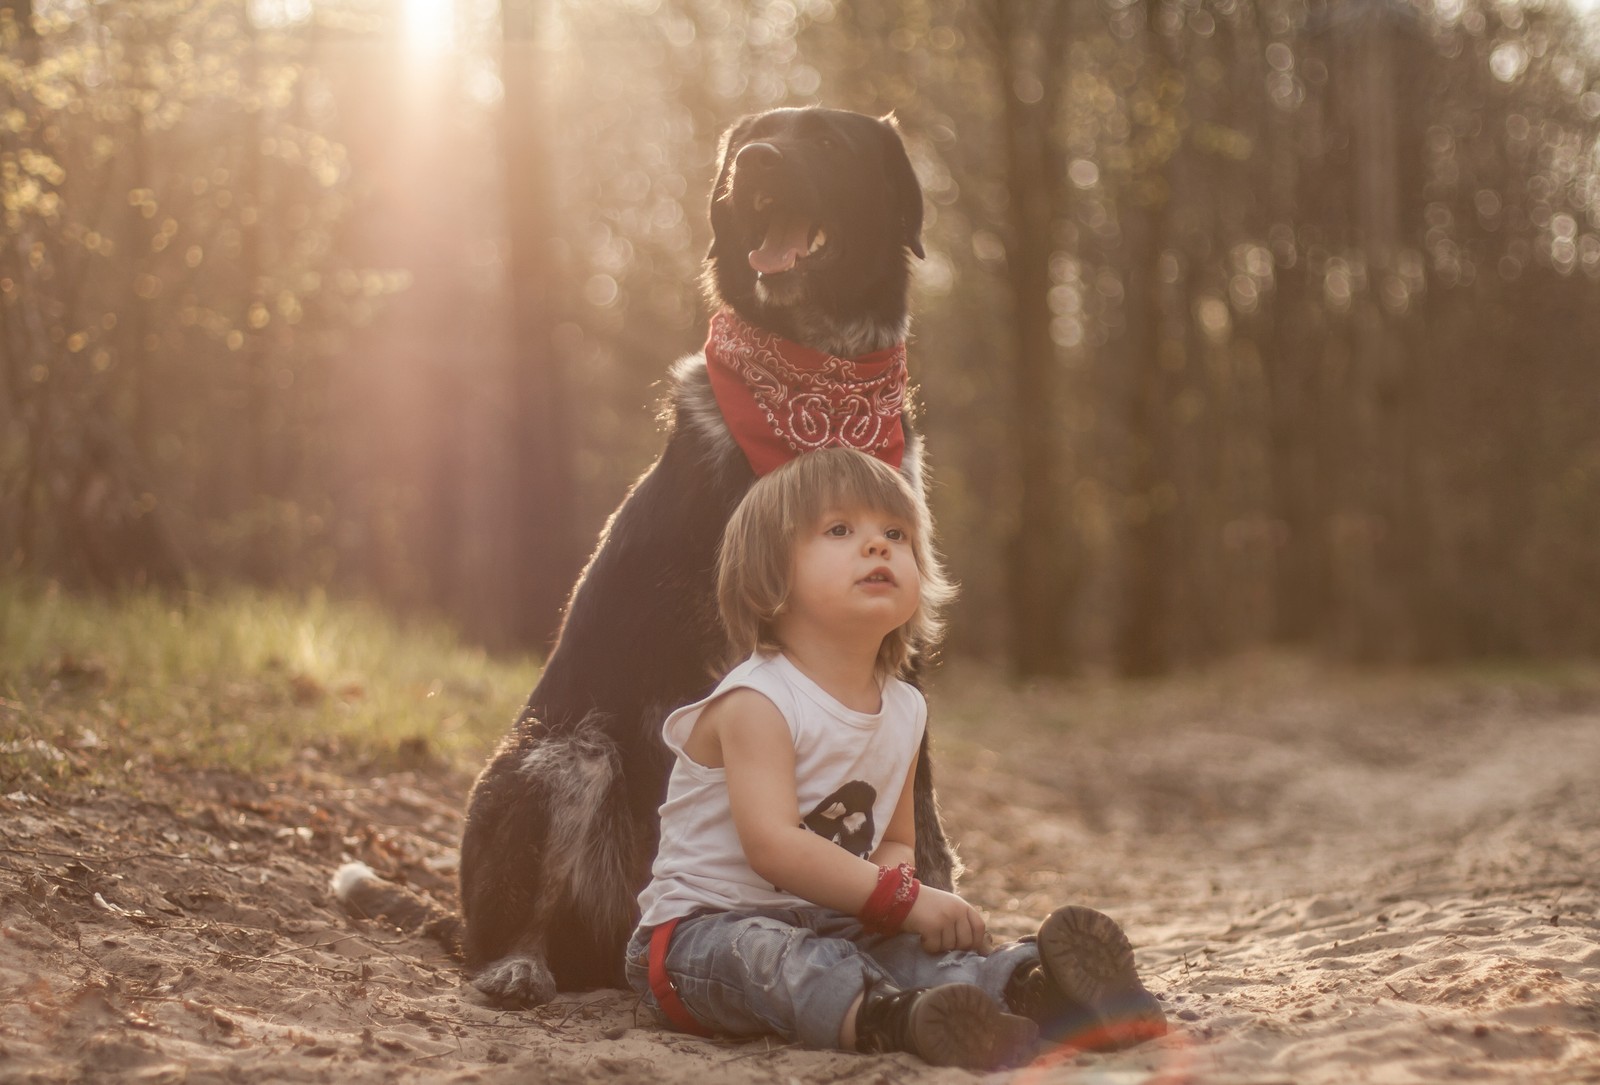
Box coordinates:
[726,143,827,277]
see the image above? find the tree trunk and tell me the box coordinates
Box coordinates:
[239,1,285,583]
[994,0,1077,677]
[0,0,41,560]
[1323,0,1410,659]
[500,0,582,649]
[1114,0,1182,676]
[1263,18,1323,645]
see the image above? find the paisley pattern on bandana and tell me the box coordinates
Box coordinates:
[703,309,907,477]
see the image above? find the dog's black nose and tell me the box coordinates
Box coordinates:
[734,142,783,176]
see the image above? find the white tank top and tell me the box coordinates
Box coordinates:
[636,652,926,928]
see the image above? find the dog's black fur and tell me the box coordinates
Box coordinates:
[452,108,956,1006]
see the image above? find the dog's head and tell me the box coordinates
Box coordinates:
[705,108,924,356]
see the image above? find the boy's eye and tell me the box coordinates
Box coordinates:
[885,528,906,542]
[826,523,850,537]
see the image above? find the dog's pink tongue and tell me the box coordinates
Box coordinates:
[749,212,812,275]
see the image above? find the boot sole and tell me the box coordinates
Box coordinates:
[911,983,1040,1070]
[1037,905,1168,1051]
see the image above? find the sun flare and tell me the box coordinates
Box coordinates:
[403,0,455,53]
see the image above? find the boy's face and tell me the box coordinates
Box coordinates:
[783,504,921,644]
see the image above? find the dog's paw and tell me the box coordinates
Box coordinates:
[472,955,557,1008]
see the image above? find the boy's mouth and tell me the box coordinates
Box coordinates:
[859,567,897,586]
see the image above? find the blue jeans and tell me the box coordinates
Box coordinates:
[625,907,1039,1050]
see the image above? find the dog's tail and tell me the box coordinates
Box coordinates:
[330,862,463,956]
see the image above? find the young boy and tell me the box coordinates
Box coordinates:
[626,448,1166,1068]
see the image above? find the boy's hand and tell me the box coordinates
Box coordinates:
[904,886,987,952]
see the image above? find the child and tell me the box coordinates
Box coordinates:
[625,448,1166,1069]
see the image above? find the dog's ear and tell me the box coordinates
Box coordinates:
[707,115,758,260]
[878,113,925,260]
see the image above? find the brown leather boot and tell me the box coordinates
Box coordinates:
[1004,905,1168,1051]
[855,979,1038,1069]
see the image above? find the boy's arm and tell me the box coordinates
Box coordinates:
[713,690,984,951]
[867,754,919,871]
[716,689,880,912]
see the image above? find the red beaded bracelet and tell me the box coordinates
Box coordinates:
[859,862,920,934]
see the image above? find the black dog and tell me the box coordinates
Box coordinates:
[345,108,958,1006]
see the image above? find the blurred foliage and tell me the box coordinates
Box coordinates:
[1,0,391,592]
[3,0,1599,675]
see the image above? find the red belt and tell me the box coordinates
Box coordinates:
[648,917,714,1037]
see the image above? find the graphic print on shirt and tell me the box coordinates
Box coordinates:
[801,780,877,859]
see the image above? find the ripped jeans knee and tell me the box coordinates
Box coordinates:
[730,916,805,994]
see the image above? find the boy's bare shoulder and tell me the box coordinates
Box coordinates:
[704,685,787,729]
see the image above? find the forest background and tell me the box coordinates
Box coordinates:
[4,0,1600,678]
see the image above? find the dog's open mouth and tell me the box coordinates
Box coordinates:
[747,196,828,276]
[726,177,825,276]
[721,138,835,280]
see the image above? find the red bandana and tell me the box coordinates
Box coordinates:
[703,309,907,477]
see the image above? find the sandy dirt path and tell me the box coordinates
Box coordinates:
[2,661,1597,1083]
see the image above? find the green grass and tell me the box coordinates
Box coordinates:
[0,583,542,792]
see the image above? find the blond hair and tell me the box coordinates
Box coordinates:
[717,447,955,678]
